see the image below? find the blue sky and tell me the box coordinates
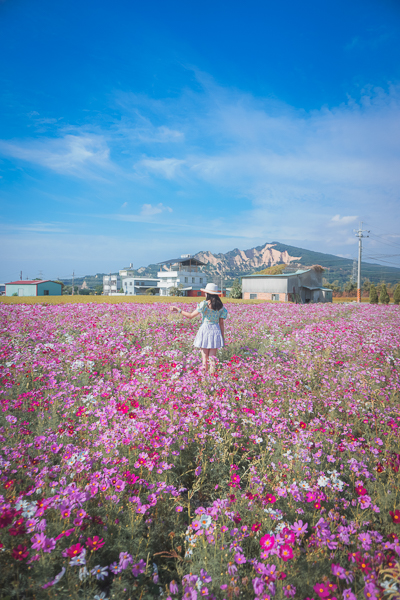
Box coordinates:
[1,0,400,281]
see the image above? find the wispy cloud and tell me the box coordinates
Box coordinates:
[330,215,358,226]
[0,221,70,233]
[0,133,112,179]
[1,74,400,273]
[141,202,172,216]
[135,157,186,179]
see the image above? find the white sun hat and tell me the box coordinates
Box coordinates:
[200,282,222,295]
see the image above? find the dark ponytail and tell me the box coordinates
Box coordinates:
[206,293,223,311]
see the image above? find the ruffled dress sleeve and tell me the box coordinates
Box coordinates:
[197,301,206,314]
[219,307,228,320]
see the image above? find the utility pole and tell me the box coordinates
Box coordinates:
[72,271,75,296]
[351,260,357,284]
[220,273,223,296]
[20,271,22,281]
[354,223,370,303]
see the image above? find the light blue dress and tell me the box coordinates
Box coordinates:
[193,301,228,349]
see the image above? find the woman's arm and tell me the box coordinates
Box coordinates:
[219,317,225,342]
[170,306,199,319]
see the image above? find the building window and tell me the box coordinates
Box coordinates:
[185,277,188,283]
[199,278,203,283]
[272,294,279,301]
[197,291,201,296]
[250,294,257,299]
[43,290,49,296]
[192,278,195,283]
[129,282,132,286]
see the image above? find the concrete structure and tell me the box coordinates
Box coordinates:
[242,268,333,303]
[157,255,207,297]
[119,264,159,295]
[103,275,119,295]
[5,280,62,297]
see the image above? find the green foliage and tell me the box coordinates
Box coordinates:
[145,288,158,295]
[344,280,356,294]
[369,283,379,304]
[379,282,390,304]
[79,289,91,295]
[169,284,184,296]
[393,283,400,305]
[363,278,371,293]
[256,263,287,275]
[229,278,242,299]
[11,293,18,296]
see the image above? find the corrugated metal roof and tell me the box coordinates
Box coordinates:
[242,269,310,278]
[5,280,56,285]
[157,257,206,266]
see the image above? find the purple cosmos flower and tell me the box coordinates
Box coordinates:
[42,537,56,553]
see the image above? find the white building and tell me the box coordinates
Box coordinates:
[119,264,159,295]
[157,255,207,297]
[103,274,119,295]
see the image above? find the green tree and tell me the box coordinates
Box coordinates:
[169,284,184,296]
[229,279,242,299]
[393,283,400,305]
[379,283,390,305]
[145,288,158,295]
[95,285,103,295]
[362,279,371,295]
[369,283,378,304]
[344,280,356,295]
[79,289,91,295]
[256,263,287,275]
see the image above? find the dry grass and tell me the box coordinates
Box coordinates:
[0,295,266,305]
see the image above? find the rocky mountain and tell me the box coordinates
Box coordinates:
[194,243,302,277]
[60,241,400,288]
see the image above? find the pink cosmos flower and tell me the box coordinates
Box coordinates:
[313,583,330,598]
[86,536,104,551]
[31,533,46,550]
[66,543,84,558]
[279,545,293,562]
[260,534,275,551]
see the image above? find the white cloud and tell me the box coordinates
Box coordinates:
[0,133,112,179]
[121,202,128,208]
[140,203,173,216]
[135,157,185,179]
[330,215,358,226]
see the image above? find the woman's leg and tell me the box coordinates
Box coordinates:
[208,349,217,374]
[201,348,209,370]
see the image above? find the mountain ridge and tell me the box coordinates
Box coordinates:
[61,241,400,288]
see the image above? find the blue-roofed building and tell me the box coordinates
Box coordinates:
[242,267,332,303]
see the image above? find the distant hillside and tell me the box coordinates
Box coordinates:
[60,241,400,288]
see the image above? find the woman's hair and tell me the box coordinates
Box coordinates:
[206,293,223,311]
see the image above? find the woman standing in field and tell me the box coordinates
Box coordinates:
[170,283,227,374]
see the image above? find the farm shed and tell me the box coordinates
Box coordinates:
[242,267,332,303]
[5,280,62,297]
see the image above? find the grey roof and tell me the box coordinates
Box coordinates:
[303,286,332,291]
[242,269,310,278]
[157,257,206,266]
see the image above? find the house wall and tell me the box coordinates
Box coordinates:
[6,284,37,297]
[122,277,159,295]
[157,269,207,296]
[37,282,62,296]
[243,292,287,301]
[242,277,290,294]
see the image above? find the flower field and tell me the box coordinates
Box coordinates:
[0,302,399,600]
